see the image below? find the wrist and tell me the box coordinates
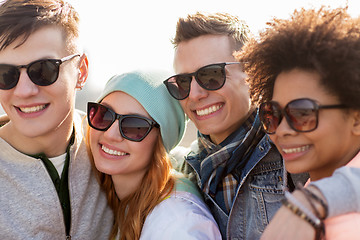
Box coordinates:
[283,191,325,240]
[299,185,328,219]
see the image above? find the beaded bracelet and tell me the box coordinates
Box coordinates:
[283,192,322,228]
[297,183,328,219]
[283,192,325,239]
[296,186,322,220]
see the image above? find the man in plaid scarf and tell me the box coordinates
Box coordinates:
[164,12,291,240]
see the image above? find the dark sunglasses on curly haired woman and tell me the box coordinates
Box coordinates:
[259,98,347,134]
[0,54,80,90]
[87,102,160,142]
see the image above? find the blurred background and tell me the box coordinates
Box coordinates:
[1,0,359,146]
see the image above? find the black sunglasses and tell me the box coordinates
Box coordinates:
[163,62,240,100]
[87,102,160,142]
[259,98,347,134]
[0,54,80,90]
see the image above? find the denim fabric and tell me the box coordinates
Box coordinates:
[185,135,285,240]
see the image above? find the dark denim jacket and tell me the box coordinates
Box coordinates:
[182,135,285,240]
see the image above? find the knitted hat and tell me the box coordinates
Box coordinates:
[96,70,186,152]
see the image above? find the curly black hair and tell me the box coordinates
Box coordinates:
[236,7,360,110]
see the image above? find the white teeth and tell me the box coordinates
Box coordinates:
[282,145,310,154]
[196,105,223,116]
[101,145,127,156]
[19,105,46,113]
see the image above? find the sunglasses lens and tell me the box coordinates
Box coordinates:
[28,60,59,86]
[259,102,282,134]
[165,75,191,100]
[165,64,226,100]
[88,104,114,130]
[121,117,152,141]
[197,64,225,90]
[286,99,317,132]
[0,65,20,90]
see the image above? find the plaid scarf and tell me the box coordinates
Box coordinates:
[191,111,263,213]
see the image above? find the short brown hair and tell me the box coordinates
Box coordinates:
[237,7,360,110]
[172,12,250,52]
[0,0,79,52]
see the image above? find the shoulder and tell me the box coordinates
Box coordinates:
[170,140,199,169]
[248,134,282,174]
[74,109,86,126]
[347,151,360,168]
[151,177,211,223]
[325,213,360,239]
[173,173,202,198]
[255,134,282,164]
[169,146,190,169]
[73,109,87,144]
[140,189,221,240]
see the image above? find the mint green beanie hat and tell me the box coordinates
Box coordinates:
[96,70,186,152]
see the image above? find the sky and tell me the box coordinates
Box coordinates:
[69,0,360,109]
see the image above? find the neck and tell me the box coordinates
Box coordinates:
[112,170,147,200]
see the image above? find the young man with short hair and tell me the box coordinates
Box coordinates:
[164,12,286,239]
[0,1,113,239]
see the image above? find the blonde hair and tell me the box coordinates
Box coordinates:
[86,127,175,240]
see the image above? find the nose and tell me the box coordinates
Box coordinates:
[274,116,297,137]
[103,120,125,142]
[13,69,39,97]
[187,76,208,101]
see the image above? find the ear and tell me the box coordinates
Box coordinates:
[351,110,360,136]
[76,53,89,90]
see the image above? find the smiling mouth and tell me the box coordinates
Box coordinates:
[196,104,223,117]
[18,104,47,113]
[282,145,310,154]
[101,145,128,156]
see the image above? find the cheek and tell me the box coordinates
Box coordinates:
[234,86,250,105]
[142,141,156,158]
[225,80,250,108]
[0,91,12,105]
[54,72,78,97]
[138,134,158,162]
[131,143,154,171]
[89,128,100,150]
[269,135,277,143]
[311,132,337,154]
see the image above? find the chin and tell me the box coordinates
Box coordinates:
[285,165,309,175]
[94,162,116,175]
